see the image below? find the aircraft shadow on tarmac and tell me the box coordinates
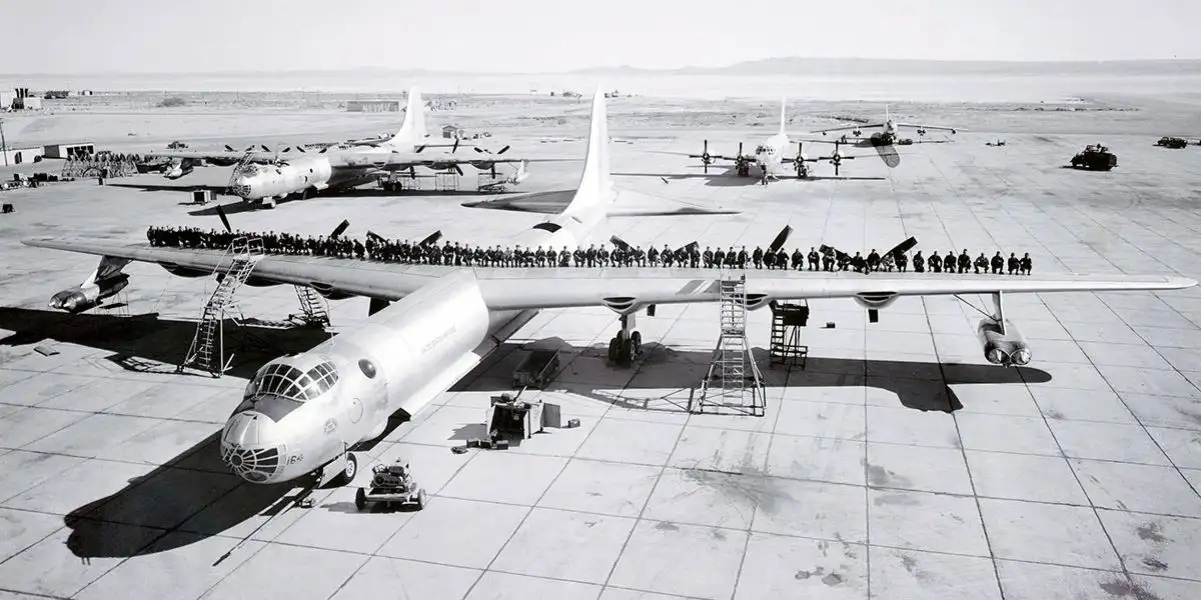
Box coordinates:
[0,308,1048,558]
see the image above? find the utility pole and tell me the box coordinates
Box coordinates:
[0,118,8,167]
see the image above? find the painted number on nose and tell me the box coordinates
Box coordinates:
[288,454,304,465]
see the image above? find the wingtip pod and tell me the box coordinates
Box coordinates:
[1166,276,1198,290]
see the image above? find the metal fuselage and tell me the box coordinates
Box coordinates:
[229,144,401,202]
[753,133,805,179]
[221,222,594,484]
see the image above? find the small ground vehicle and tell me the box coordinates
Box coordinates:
[1070,145,1118,171]
[354,461,426,511]
[1156,136,1188,149]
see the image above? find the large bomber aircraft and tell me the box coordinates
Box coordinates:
[677,99,883,184]
[25,90,1195,489]
[155,88,555,207]
[812,106,959,146]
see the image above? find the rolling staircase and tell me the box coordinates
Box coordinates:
[691,271,767,417]
[769,301,810,369]
[290,285,330,328]
[179,237,264,377]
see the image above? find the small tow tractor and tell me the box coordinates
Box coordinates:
[354,461,426,512]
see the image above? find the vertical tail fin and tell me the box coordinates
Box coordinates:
[391,87,426,146]
[779,96,787,135]
[562,88,612,216]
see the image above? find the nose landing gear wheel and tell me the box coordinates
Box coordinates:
[333,452,358,486]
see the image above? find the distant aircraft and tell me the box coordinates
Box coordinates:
[670,98,886,184]
[26,90,1195,489]
[152,88,564,207]
[812,106,959,146]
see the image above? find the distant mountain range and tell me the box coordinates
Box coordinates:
[567,57,1201,76]
[5,57,1200,79]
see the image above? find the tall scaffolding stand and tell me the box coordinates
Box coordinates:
[179,237,264,377]
[691,271,767,417]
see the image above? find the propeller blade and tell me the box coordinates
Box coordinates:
[453,164,463,176]
[366,230,385,243]
[329,219,350,240]
[224,145,235,152]
[474,147,486,154]
[767,226,793,254]
[297,146,306,153]
[497,145,510,155]
[319,147,328,154]
[245,145,254,152]
[282,147,292,153]
[415,145,427,153]
[452,138,460,153]
[260,145,270,153]
[883,236,918,261]
[419,230,442,247]
[216,204,232,233]
[609,236,632,252]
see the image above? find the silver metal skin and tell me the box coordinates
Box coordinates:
[220,270,543,484]
[977,318,1032,366]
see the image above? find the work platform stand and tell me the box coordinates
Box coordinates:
[179,237,264,378]
[690,270,768,417]
[769,300,810,370]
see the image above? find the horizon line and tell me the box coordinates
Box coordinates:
[3,56,1200,79]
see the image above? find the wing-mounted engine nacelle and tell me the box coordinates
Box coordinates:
[854,292,898,323]
[163,158,196,180]
[49,274,130,313]
[977,318,1031,366]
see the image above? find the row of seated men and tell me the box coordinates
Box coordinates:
[145,226,1034,275]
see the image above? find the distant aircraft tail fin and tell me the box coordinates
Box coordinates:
[561,88,613,217]
[391,87,426,146]
[779,96,787,136]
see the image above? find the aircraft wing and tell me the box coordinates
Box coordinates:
[897,123,959,133]
[145,150,280,163]
[22,238,439,300]
[330,151,575,171]
[811,123,884,135]
[23,237,1194,310]
[649,151,758,164]
[473,270,1195,311]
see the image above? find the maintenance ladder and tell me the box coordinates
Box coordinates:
[179,237,264,377]
[769,301,810,369]
[691,270,767,417]
[290,285,330,327]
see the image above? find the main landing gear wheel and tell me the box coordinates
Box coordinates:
[608,331,641,367]
[354,487,367,510]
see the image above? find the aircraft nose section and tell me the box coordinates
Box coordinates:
[230,175,255,199]
[221,412,286,483]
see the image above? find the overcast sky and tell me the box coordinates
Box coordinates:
[3,0,1198,73]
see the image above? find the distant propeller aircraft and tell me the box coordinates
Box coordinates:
[661,99,893,184]
[151,88,569,207]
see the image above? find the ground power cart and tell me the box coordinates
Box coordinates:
[354,461,426,511]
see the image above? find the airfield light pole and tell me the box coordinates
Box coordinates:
[0,119,7,167]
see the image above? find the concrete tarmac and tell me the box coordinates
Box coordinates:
[1,100,1200,600]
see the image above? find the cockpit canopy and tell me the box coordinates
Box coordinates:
[245,359,339,401]
[236,358,340,422]
[755,145,772,155]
